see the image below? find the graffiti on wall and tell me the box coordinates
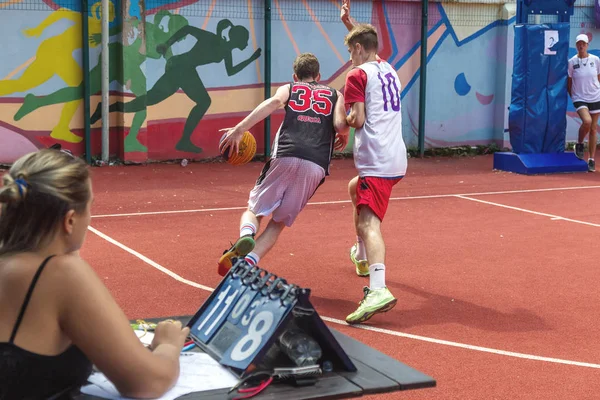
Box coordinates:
[0,2,119,162]
[93,19,262,154]
[11,4,117,145]
[0,0,596,164]
[399,3,511,148]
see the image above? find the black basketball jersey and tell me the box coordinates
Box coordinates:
[272,81,339,174]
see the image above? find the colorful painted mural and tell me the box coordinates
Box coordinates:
[0,0,598,164]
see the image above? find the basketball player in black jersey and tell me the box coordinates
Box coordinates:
[217,53,350,275]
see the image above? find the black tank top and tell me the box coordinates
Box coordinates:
[0,256,93,400]
[273,81,339,174]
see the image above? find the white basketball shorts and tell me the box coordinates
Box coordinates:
[248,157,326,227]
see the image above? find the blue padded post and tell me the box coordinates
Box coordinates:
[517,0,575,24]
[495,0,588,175]
[508,23,569,154]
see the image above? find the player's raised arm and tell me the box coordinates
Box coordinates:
[341,0,355,31]
[341,1,383,62]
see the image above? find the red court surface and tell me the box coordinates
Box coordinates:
[80,154,600,400]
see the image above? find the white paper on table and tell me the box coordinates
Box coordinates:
[80,352,240,400]
[134,330,154,347]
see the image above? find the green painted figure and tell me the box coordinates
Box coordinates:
[91,19,262,153]
[14,10,189,152]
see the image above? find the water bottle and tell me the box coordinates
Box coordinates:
[278,328,322,367]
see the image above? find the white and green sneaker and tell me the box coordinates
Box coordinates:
[350,243,369,277]
[346,286,397,324]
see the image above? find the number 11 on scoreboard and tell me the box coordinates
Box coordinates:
[195,283,244,342]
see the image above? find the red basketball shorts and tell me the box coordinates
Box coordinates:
[355,176,403,221]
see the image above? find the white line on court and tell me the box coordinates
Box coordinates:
[320,316,600,369]
[88,226,600,369]
[455,195,600,228]
[88,226,214,292]
[91,184,600,219]
[93,206,248,219]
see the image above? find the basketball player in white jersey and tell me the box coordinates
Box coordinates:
[342,13,408,324]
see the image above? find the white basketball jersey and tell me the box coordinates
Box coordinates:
[354,61,407,177]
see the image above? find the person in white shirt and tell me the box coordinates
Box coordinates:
[568,33,599,172]
[341,0,407,324]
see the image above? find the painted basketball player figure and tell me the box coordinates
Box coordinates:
[15,10,189,152]
[90,19,261,153]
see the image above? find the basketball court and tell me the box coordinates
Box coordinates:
[78,154,600,399]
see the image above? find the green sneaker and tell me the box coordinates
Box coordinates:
[346,286,397,324]
[350,243,369,277]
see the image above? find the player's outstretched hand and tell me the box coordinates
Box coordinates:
[150,320,189,351]
[219,127,244,158]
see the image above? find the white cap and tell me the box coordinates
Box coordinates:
[576,34,589,44]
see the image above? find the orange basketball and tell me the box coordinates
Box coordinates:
[220,131,257,166]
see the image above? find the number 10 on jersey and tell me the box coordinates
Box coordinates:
[378,71,401,112]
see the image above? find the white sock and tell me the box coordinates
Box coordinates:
[369,263,386,290]
[240,222,257,237]
[245,252,260,266]
[355,236,367,260]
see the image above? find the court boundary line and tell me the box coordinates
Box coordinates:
[91,184,600,218]
[88,226,214,292]
[320,316,600,368]
[455,195,600,228]
[88,225,600,370]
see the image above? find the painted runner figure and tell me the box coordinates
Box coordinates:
[15,10,189,152]
[90,19,261,153]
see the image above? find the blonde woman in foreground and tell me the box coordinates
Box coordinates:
[0,149,189,399]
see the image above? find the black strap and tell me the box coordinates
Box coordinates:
[9,255,55,343]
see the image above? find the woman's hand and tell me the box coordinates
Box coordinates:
[150,320,190,351]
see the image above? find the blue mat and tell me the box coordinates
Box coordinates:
[493,152,589,175]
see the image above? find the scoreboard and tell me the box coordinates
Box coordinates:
[187,259,356,377]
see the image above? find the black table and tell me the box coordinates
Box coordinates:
[75,315,435,399]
